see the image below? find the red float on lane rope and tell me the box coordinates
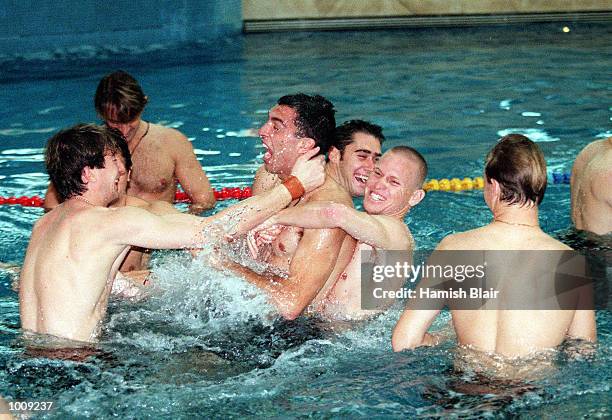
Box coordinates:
[0,187,253,208]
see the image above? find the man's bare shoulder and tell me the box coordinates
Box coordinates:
[533,234,573,251]
[149,123,191,150]
[437,226,493,250]
[305,178,353,207]
[125,195,150,208]
[575,139,608,168]
[376,214,412,249]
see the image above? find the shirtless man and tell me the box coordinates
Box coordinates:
[231,96,383,320]
[392,134,596,357]
[249,146,427,320]
[19,124,325,342]
[43,70,216,214]
[109,129,181,275]
[570,137,612,235]
[253,118,384,197]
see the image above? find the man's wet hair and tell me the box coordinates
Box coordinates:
[45,124,123,201]
[334,120,385,156]
[94,70,148,124]
[277,93,336,154]
[389,146,428,188]
[112,128,132,172]
[485,134,547,206]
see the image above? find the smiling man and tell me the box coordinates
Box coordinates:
[20,124,326,342]
[247,146,427,320]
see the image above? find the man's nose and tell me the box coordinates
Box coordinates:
[364,157,377,172]
[258,121,271,138]
[107,122,129,136]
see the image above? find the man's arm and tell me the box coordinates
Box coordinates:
[566,283,597,342]
[216,148,325,235]
[252,164,280,195]
[43,182,61,212]
[263,202,411,250]
[391,238,455,351]
[171,131,216,213]
[392,308,443,351]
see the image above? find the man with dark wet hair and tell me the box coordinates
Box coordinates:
[571,136,612,236]
[392,134,596,359]
[44,70,216,213]
[330,119,384,197]
[230,95,383,320]
[20,123,326,342]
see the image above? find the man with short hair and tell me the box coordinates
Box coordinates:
[232,95,384,319]
[392,134,596,357]
[249,146,427,320]
[44,70,216,213]
[20,124,325,342]
[570,137,612,236]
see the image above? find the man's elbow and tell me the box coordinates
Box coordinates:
[275,300,306,321]
[190,193,216,212]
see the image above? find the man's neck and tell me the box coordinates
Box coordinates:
[492,203,539,227]
[324,162,351,193]
[109,195,127,208]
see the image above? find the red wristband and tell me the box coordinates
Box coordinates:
[282,175,306,201]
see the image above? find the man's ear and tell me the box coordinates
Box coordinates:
[490,178,501,201]
[297,137,316,154]
[81,166,94,184]
[408,188,426,207]
[328,146,341,163]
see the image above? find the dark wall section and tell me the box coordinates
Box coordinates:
[0,1,242,55]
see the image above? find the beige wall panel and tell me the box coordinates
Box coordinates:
[243,0,612,20]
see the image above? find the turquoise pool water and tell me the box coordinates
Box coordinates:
[0,23,610,418]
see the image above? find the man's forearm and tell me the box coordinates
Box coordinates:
[221,183,295,235]
[222,259,297,318]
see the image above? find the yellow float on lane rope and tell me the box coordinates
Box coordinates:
[423,177,484,192]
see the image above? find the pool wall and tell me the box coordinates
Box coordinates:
[0,0,242,56]
[243,0,612,31]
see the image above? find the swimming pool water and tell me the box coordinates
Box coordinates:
[0,23,610,418]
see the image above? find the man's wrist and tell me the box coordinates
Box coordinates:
[282,176,305,200]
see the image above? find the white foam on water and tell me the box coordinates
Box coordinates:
[0,127,56,136]
[496,128,560,142]
[499,99,512,110]
[521,111,542,117]
[595,131,611,139]
[37,106,64,115]
[226,129,259,138]
[194,149,221,155]
[163,121,184,129]
[1,148,45,155]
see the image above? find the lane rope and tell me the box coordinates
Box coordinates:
[0,173,572,207]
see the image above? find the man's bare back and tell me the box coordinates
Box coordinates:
[571,138,612,235]
[437,223,593,357]
[393,134,597,360]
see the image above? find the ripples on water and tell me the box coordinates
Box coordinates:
[0,23,610,417]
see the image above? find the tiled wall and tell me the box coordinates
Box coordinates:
[243,0,612,20]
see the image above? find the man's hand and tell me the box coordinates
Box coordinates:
[290,146,325,193]
[246,220,284,259]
